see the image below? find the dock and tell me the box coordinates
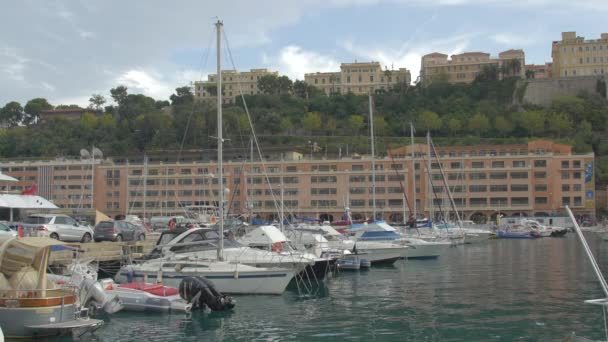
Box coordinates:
[48,234,159,273]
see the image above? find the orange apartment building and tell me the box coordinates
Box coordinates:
[0,140,595,223]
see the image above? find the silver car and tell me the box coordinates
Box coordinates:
[22,214,94,242]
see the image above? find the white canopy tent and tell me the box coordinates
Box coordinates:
[0,194,59,221]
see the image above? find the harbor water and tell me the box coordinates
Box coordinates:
[84,233,607,341]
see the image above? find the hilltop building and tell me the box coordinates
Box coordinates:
[551,31,608,78]
[525,63,553,79]
[193,68,278,104]
[420,49,525,85]
[304,61,411,95]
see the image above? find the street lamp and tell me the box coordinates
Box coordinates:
[80,147,103,211]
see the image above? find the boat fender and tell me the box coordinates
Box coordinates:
[178,276,235,312]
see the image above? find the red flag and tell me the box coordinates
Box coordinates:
[21,185,37,195]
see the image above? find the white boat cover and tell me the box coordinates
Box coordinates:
[0,194,58,209]
[242,225,289,244]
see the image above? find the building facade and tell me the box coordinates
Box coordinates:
[420,49,525,85]
[304,62,411,96]
[525,63,553,79]
[0,140,595,223]
[551,31,608,78]
[193,68,278,104]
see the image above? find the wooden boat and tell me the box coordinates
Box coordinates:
[0,236,102,338]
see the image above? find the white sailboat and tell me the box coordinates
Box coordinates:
[116,20,295,295]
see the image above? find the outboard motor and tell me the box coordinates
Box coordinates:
[179,276,235,311]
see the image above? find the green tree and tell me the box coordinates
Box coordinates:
[88,94,106,111]
[0,102,24,127]
[551,95,585,122]
[547,112,571,138]
[416,110,441,132]
[447,117,463,135]
[467,113,490,135]
[347,115,365,135]
[520,110,545,137]
[277,76,293,95]
[98,113,117,130]
[525,69,535,79]
[110,85,128,105]
[170,86,194,106]
[494,115,513,137]
[258,75,278,95]
[301,112,322,133]
[80,112,98,130]
[475,64,499,82]
[279,117,293,134]
[24,98,53,125]
[373,116,387,135]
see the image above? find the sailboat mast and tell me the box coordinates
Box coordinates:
[369,95,376,221]
[410,123,416,219]
[427,131,433,222]
[216,20,224,261]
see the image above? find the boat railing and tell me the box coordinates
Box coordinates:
[0,288,76,304]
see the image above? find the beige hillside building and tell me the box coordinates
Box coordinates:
[304,61,411,95]
[420,49,525,85]
[194,68,278,104]
[551,31,608,78]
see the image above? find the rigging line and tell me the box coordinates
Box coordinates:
[419,145,448,223]
[222,30,292,225]
[430,138,463,230]
[387,144,413,214]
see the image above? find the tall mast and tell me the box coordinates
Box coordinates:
[427,131,433,222]
[369,95,376,221]
[143,154,148,219]
[410,122,416,219]
[216,20,224,261]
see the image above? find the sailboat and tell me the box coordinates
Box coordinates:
[116,20,295,295]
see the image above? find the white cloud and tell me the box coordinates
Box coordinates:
[492,33,538,46]
[274,46,340,80]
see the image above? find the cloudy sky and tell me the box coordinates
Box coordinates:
[1,0,607,107]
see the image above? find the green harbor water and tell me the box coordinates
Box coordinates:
[85,233,608,341]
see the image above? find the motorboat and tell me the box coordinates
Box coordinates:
[398,237,451,259]
[116,258,295,295]
[0,237,103,339]
[146,228,314,276]
[496,225,539,239]
[237,225,336,280]
[522,219,568,237]
[336,255,361,271]
[104,281,192,313]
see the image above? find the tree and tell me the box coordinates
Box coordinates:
[88,94,106,111]
[475,64,499,82]
[520,110,545,136]
[447,117,463,135]
[258,75,278,95]
[277,76,293,95]
[293,80,309,98]
[525,69,535,79]
[0,101,24,127]
[347,115,365,135]
[110,85,128,105]
[548,112,571,138]
[551,95,585,123]
[301,112,322,133]
[24,98,52,125]
[494,115,513,137]
[373,116,387,135]
[170,86,194,106]
[416,110,441,132]
[467,113,490,135]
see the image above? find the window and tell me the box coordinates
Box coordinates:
[368,199,385,207]
[512,160,526,168]
[451,162,462,169]
[350,199,365,207]
[470,172,486,180]
[311,188,337,195]
[561,161,569,168]
[490,184,508,192]
[490,172,507,180]
[511,172,528,179]
[535,184,548,191]
[574,197,582,206]
[390,164,403,170]
[350,187,365,194]
[286,166,297,172]
[573,172,582,179]
[535,197,548,204]
[573,184,582,191]
[491,161,504,168]
[472,161,484,169]
[350,175,366,182]
[311,176,337,183]
[469,185,487,192]
[573,160,581,168]
[534,171,547,179]
[470,198,487,206]
[388,175,404,181]
[562,184,570,192]
[490,198,508,206]
[562,171,569,180]
[388,199,403,207]
[511,184,528,192]
[368,175,385,182]
[351,164,364,171]
[562,197,570,206]
[511,197,529,206]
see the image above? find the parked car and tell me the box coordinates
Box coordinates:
[94,220,146,242]
[21,214,94,242]
[0,221,16,237]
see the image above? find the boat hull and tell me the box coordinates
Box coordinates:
[0,304,102,338]
[116,268,295,295]
[497,231,537,239]
[299,258,336,280]
[404,243,448,259]
[352,245,407,264]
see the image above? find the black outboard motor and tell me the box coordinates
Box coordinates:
[179,276,235,311]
